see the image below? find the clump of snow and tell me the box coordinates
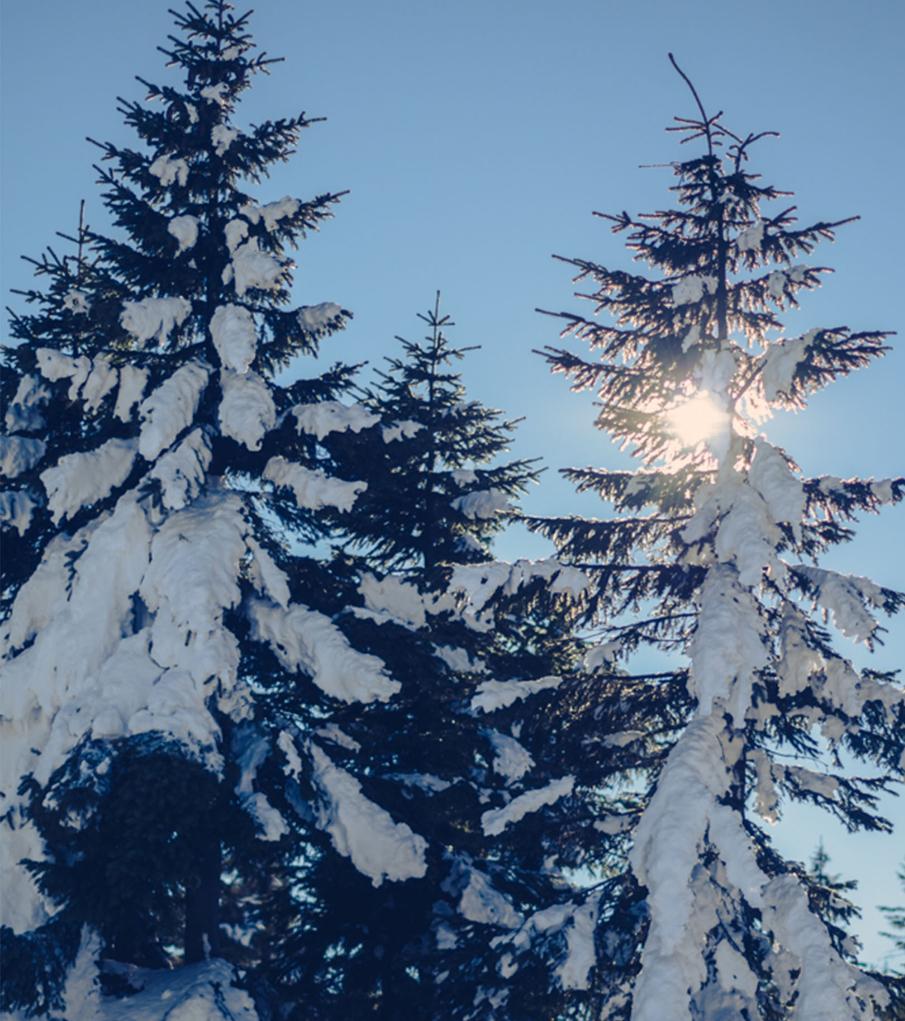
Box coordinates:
[481,776,573,835]
[767,270,787,301]
[225,218,249,253]
[114,365,149,423]
[168,214,199,253]
[297,302,343,332]
[243,792,289,841]
[0,435,46,478]
[0,489,37,535]
[138,361,209,461]
[688,565,767,721]
[149,152,189,188]
[40,438,137,523]
[459,868,523,929]
[452,487,513,520]
[63,289,90,314]
[219,370,276,451]
[736,221,765,253]
[81,357,119,413]
[471,676,562,714]
[488,731,534,783]
[241,196,300,231]
[5,374,49,431]
[749,439,804,533]
[248,599,400,703]
[761,329,818,401]
[359,573,428,629]
[200,82,229,106]
[211,123,238,156]
[794,566,883,644]
[671,274,715,306]
[210,303,257,373]
[246,537,291,609]
[557,899,599,991]
[225,238,284,297]
[149,428,211,510]
[382,419,423,443]
[35,348,91,399]
[121,296,192,346]
[293,401,379,440]
[450,559,588,614]
[140,495,246,688]
[310,743,427,886]
[264,457,366,513]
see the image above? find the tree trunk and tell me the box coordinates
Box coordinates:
[185,838,221,962]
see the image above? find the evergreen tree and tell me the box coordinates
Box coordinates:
[268,296,602,1020]
[0,4,429,1017]
[529,55,905,1020]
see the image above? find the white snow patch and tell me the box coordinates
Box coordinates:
[297,302,343,332]
[149,428,211,510]
[471,676,562,714]
[168,214,199,253]
[138,361,209,461]
[761,329,818,402]
[219,370,276,451]
[481,776,574,836]
[310,743,427,886]
[451,487,513,520]
[488,731,534,783]
[0,435,46,478]
[0,490,37,534]
[382,419,423,443]
[293,401,379,440]
[149,153,189,188]
[211,124,238,156]
[459,868,523,929]
[359,573,427,629]
[248,599,400,704]
[114,365,149,422]
[226,239,284,297]
[210,303,257,373]
[40,438,137,523]
[264,457,366,513]
[121,296,192,346]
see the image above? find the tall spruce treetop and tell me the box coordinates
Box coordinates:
[533,57,905,1020]
[0,3,432,1017]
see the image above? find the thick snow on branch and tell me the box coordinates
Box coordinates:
[224,238,284,297]
[449,559,588,614]
[219,370,276,450]
[246,536,291,609]
[81,357,118,413]
[451,487,513,520]
[459,868,523,928]
[470,676,562,714]
[264,457,366,512]
[149,152,188,187]
[761,329,818,401]
[292,401,379,440]
[138,361,209,461]
[210,303,257,373]
[36,348,91,399]
[297,302,342,333]
[557,898,599,991]
[240,196,300,231]
[140,494,246,686]
[0,435,45,478]
[749,439,804,532]
[310,743,427,887]
[114,365,149,422]
[121,296,192,346]
[688,565,767,721]
[168,214,199,253]
[5,374,48,432]
[488,730,534,783]
[481,776,573,836]
[358,572,430,629]
[382,419,423,443]
[149,428,211,510]
[211,123,238,156]
[247,599,399,703]
[0,490,37,535]
[40,438,137,523]
[794,566,885,644]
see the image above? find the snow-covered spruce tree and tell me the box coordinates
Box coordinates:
[530,57,905,1020]
[266,296,602,1021]
[0,3,420,1017]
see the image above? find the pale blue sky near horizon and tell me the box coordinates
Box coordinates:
[2,0,903,968]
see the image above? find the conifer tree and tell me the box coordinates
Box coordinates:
[1,4,433,1017]
[267,296,603,1021]
[530,56,905,1020]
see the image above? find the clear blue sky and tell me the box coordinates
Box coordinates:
[3,0,903,967]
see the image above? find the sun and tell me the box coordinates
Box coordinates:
[664,391,729,447]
